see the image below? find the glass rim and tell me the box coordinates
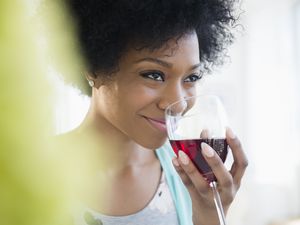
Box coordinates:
[165,94,220,116]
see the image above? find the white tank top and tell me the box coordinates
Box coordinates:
[76,171,179,225]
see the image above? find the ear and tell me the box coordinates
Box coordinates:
[85,72,100,88]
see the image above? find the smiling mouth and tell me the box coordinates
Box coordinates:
[143,116,167,133]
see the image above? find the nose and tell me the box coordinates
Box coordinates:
[157,83,188,113]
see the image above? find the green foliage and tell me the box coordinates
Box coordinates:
[0,1,88,225]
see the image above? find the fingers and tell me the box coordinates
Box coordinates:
[226,128,248,185]
[172,144,232,191]
[172,157,194,188]
[201,143,233,189]
[172,153,210,194]
[171,128,248,211]
[200,129,210,139]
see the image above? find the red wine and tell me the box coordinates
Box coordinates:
[169,138,228,182]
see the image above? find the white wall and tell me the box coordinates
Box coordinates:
[194,0,300,224]
[226,0,300,224]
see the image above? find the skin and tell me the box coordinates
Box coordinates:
[71,32,248,224]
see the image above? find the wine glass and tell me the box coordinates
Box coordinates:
[165,94,229,225]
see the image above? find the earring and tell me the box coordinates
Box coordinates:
[88,79,95,87]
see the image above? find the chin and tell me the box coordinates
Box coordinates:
[139,136,168,150]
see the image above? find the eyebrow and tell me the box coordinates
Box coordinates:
[134,57,201,71]
[134,57,172,68]
[189,63,201,71]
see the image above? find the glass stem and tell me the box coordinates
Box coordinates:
[210,181,227,225]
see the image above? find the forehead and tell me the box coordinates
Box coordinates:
[121,32,200,64]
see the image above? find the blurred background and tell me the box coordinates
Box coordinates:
[1,0,299,225]
[0,1,94,225]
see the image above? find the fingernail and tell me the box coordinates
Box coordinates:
[201,129,210,138]
[226,127,236,139]
[178,150,189,165]
[201,143,214,158]
[172,157,179,167]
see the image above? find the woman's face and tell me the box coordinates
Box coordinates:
[93,32,201,149]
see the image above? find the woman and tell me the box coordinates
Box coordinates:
[64,0,248,224]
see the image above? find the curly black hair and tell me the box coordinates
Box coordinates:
[66,0,239,96]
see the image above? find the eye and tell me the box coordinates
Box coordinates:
[184,73,203,83]
[140,71,165,82]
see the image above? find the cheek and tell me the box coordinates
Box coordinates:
[188,97,196,108]
[186,85,197,96]
[120,85,159,108]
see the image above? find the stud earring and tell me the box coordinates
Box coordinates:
[88,79,95,87]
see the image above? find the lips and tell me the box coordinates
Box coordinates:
[143,116,167,133]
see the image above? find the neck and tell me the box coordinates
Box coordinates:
[74,105,158,173]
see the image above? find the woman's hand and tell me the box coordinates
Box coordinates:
[172,128,248,225]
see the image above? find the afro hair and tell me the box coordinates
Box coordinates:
[66,0,240,95]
